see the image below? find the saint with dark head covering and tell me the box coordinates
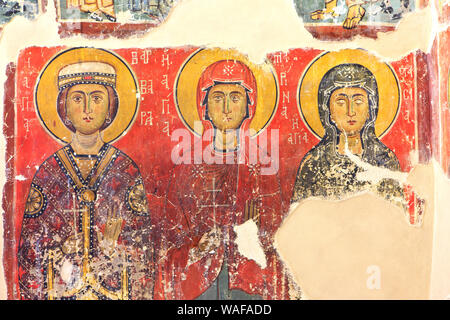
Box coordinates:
[292,63,403,204]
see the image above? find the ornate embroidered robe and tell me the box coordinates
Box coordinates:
[18,143,153,300]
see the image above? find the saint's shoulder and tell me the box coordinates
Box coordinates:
[23,148,68,219]
[108,145,150,217]
[23,182,48,219]
[108,144,140,169]
[298,148,321,174]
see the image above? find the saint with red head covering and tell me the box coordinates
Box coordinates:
[153,59,297,300]
[196,60,257,154]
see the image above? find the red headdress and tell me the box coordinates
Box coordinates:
[196,60,257,134]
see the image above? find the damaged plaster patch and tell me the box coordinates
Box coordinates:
[234,220,267,269]
[275,188,434,299]
[60,259,74,284]
[347,149,408,185]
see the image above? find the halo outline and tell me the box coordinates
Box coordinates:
[296,49,401,140]
[174,48,279,138]
[34,47,140,145]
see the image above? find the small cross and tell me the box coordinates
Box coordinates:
[199,177,230,208]
[198,177,230,228]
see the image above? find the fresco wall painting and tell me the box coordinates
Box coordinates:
[1,46,433,299]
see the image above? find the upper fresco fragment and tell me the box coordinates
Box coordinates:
[294,0,423,40]
[0,0,40,31]
[56,0,177,37]
[435,0,450,23]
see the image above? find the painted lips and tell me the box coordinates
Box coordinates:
[347,120,356,125]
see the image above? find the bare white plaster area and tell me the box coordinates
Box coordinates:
[275,162,450,299]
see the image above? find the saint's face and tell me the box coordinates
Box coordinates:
[329,87,370,137]
[66,84,110,135]
[207,83,248,131]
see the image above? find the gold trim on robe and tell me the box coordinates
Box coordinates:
[49,144,129,300]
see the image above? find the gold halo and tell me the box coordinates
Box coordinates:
[297,49,400,139]
[35,47,139,144]
[174,48,279,137]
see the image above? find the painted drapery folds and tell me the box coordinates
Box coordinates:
[3,46,429,299]
[18,144,153,299]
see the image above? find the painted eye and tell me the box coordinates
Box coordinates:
[213,95,223,102]
[92,95,103,103]
[231,95,241,103]
[336,99,346,105]
[72,95,83,103]
[354,99,364,105]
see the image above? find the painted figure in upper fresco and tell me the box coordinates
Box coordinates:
[128,0,175,21]
[18,48,153,300]
[303,0,412,29]
[155,51,295,300]
[292,63,403,203]
[66,0,117,22]
[0,0,39,26]
[61,0,175,23]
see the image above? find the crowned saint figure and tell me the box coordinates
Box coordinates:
[18,56,153,300]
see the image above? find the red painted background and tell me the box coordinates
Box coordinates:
[4,46,421,299]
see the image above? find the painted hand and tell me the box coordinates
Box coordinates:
[197,228,221,253]
[343,4,366,29]
[188,228,222,266]
[97,204,123,257]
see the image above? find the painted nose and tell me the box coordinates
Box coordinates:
[222,96,231,114]
[84,95,93,114]
[347,100,356,117]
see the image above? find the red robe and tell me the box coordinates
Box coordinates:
[154,143,291,300]
[18,143,154,300]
